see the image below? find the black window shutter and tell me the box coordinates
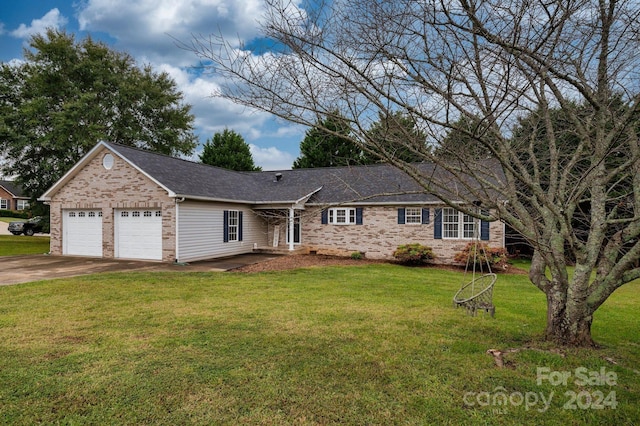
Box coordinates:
[356,208,363,225]
[422,208,430,224]
[397,208,405,224]
[223,210,229,242]
[238,211,243,241]
[480,210,490,241]
[321,209,328,224]
[434,208,442,239]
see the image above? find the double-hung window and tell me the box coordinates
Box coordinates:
[405,207,422,224]
[16,200,28,210]
[398,207,429,225]
[442,207,477,239]
[0,199,7,210]
[223,210,243,243]
[227,210,239,241]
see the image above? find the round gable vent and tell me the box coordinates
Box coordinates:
[102,153,114,170]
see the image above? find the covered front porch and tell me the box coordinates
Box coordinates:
[252,204,311,253]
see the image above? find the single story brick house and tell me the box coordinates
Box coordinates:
[39,141,505,263]
[0,180,30,211]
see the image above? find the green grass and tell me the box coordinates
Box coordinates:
[0,235,50,256]
[0,265,637,425]
[0,217,20,223]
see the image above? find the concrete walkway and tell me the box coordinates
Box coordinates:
[0,221,10,235]
[0,253,281,286]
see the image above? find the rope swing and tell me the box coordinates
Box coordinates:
[453,208,496,317]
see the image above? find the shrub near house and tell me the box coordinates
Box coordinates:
[393,243,436,265]
[454,242,509,270]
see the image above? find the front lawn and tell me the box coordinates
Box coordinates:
[0,265,637,424]
[0,235,50,256]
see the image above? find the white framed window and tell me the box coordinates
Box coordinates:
[132,211,140,217]
[328,208,356,225]
[463,213,476,239]
[227,210,239,242]
[0,199,7,210]
[17,200,29,210]
[442,208,477,239]
[405,207,422,224]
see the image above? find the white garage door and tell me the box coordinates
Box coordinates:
[115,209,163,260]
[63,210,103,257]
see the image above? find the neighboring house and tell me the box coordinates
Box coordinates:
[0,180,30,211]
[39,141,505,263]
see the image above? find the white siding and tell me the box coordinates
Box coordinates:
[177,201,268,263]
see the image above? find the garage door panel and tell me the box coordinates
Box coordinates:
[63,210,103,257]
[115,210,162,260]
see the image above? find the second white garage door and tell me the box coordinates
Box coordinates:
[115,209,163,260]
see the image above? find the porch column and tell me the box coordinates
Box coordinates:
[288,207,295,251]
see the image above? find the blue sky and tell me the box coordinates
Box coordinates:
[0,0,304,170]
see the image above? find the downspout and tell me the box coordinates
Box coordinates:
[288,206,295,251]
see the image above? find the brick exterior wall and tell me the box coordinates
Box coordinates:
[48,147,176,261]
[271,206,505,262]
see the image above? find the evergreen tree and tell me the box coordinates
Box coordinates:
[199,129,261,171]
[363,111,428,163]
[435,115,497,160]
[293,113,364,168]
[0,29,197,201]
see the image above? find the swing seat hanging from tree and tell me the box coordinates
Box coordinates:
[453,213,497,317]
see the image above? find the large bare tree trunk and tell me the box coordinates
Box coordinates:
[545,290,595,347]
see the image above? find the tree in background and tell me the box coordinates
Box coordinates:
[363,111,428,163]
[435,115,496,161]
[293,112,364,168]
[0,29,197,202]
[199,129,261,171]
[188,0,640,346]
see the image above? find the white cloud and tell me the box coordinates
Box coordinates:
[155,63,275,140]
[73,0,307,162]
[77,0,267,66]
[10,9,68,39]
[250,145,295,171]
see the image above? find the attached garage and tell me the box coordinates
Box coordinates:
[63,209,103,257]
[115,209,163,260]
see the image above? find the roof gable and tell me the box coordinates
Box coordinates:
[0,180,26,198]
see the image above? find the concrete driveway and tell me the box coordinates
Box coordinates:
[0,253,280,286]
[0,221,11,235]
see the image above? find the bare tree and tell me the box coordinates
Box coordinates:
[184,0,640,346]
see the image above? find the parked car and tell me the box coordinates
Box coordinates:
[8,216,49,236]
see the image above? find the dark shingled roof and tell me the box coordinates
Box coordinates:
[106,142,498,205]
[0,180,26,197]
